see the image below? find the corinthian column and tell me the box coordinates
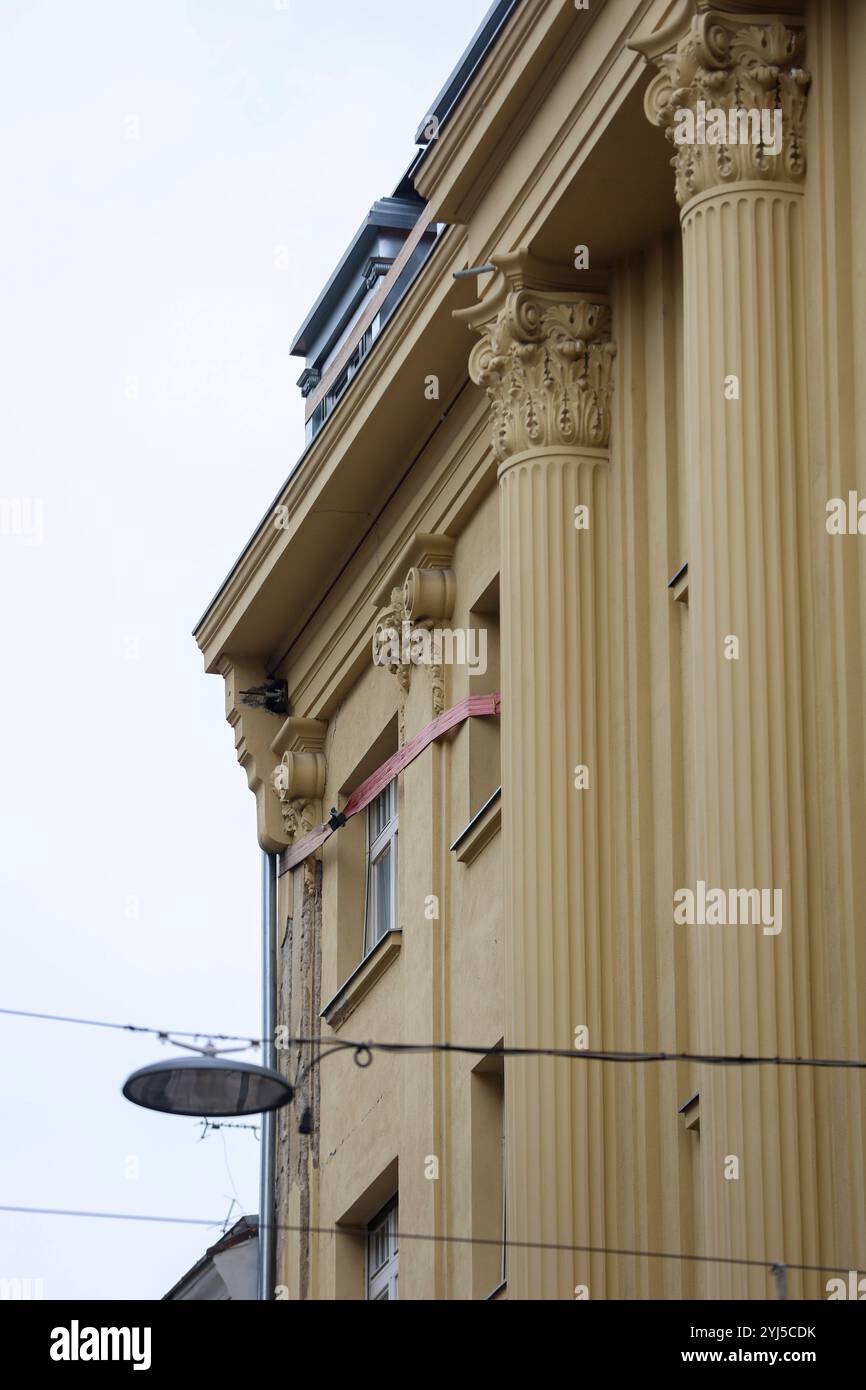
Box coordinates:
[457,253,616,1299]
[632,3,818,1295]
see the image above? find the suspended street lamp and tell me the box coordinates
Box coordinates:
[122,1038,294,1119]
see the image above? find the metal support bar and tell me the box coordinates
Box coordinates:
[257,851,277,1300]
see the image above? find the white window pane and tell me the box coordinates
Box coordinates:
[370,781,396,842]
[365,781,398,956]
[370,785,390,840]
[374,846,392,939]
[367,1202,399,1300]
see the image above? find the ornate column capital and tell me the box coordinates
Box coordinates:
[629,1,810,207]
[455,250,616,463]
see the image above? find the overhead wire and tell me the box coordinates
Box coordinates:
[3,1007,864,1282]
[0,1202,861,1279]
[3,1007,866,1072]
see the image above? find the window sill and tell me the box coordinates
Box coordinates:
[320,930,402,1032]
[450,787,502,865]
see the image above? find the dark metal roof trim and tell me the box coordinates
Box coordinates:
[413,0,520,147]
[292,1,518,363]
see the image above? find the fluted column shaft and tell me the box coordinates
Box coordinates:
[499,442,609,1299]
[637,3,817,1295]
[685,179,814,1297]
[458,255,616,1298]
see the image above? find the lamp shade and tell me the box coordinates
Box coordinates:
[122,1055,294,1118]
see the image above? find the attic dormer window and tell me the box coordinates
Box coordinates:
[291,196,438,444]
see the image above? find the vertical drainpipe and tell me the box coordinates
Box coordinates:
[258,849,277,1301]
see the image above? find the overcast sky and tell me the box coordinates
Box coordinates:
[0,0,491,1301]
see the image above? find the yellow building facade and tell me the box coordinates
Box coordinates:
[195,0,866,1300]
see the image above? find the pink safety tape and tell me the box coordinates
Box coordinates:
[278,693,501,875]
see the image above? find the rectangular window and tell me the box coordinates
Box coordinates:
[469,578,501,816]
[366,1199,399,1300]
[471,1053,505,1297]
[364,779,398,953]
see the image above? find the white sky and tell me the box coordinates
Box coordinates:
[0,0,492,1300]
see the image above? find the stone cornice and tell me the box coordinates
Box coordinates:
[630,2,810,206]
[193,222,472,676]
[414,0,595,220]
[455,251,616,461]
[287,403,492,727]
[193,4,671,679]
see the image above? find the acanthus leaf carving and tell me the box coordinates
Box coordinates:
[634,7,810,207]
[374,584,445,743]
[466,293,616,463]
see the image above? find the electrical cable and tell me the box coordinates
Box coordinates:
[0,1203,861,1278]
[3,1009,863,1282]
[0,1006,259,1048]
[2,1007,866,1072]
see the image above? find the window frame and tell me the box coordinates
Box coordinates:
[363,779,398,955]
[366,1197,399,1301]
